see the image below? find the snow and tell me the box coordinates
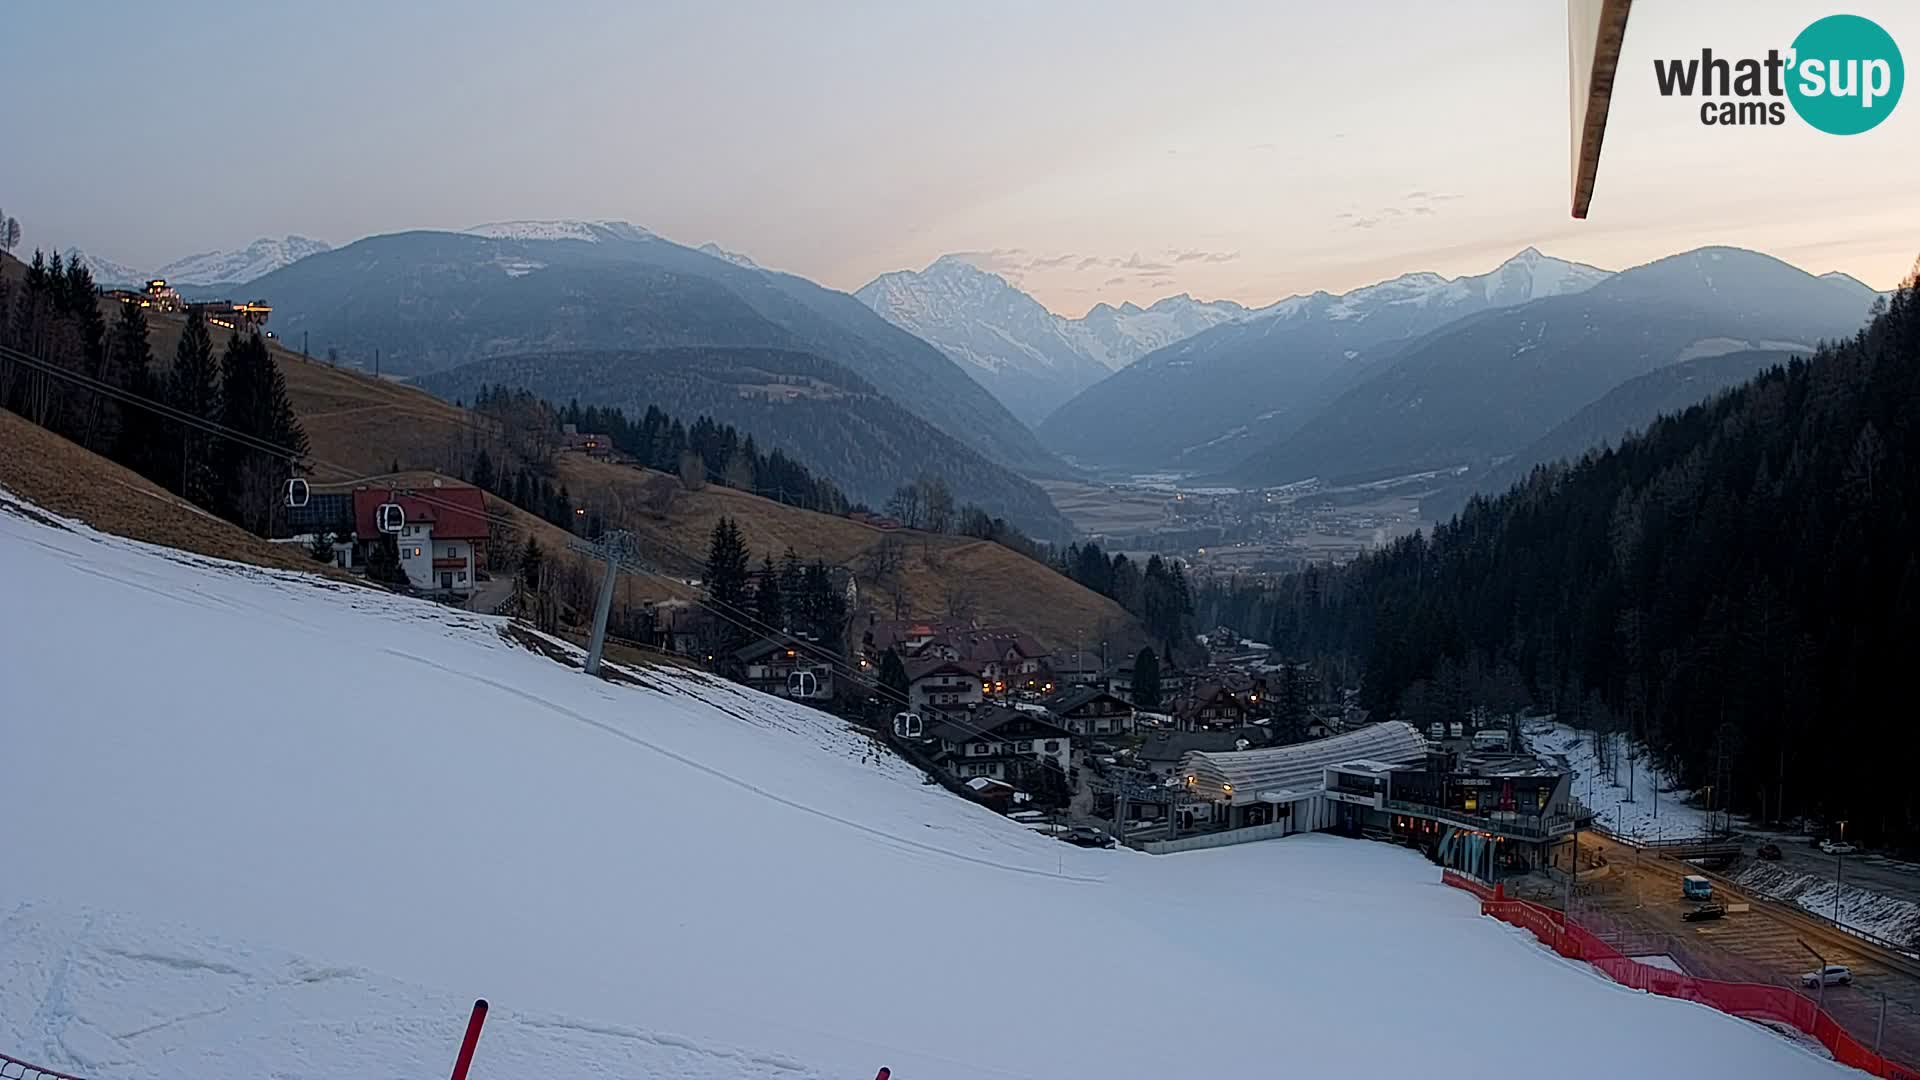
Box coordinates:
[0,492,1855,1080]
[1523,721,1716,842]
[1736,863,1920,950]
[1625,953,1689,975]
[155,236,331,285]
[464,220,656,243]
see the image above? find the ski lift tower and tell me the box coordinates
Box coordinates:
[571,529,637,677]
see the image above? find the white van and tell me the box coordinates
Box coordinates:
[1472,729,1511,752]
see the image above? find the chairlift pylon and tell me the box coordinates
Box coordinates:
[376,502,405,534]
[284,477,310,508]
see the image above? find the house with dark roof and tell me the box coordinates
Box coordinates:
[1174,682,1252,732]
[350,486,489,595]
[734,636,837,701]
[906,658,984,712]
[1137,727,1276,780]
[925,705,1073,784]
[1042,687,1135,739]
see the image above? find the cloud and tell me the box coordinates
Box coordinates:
[1103,275,1128,286]
[1248,142,1278,153]
[1119,252,1173,272]
[1076,256,1103,271]
[1171,248,1239,264]
[1342,189,1464,229]
[1025,253,1078,270]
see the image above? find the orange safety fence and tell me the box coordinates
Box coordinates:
[1443,874,1919,1080]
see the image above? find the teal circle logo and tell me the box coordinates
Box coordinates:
[1787,14,1903,134]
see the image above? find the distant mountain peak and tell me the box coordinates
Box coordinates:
[64,248,147,286]
[696,242,761,270]
[155,235,332,286]
[464,220,655,243]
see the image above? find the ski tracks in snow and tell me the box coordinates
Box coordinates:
[0,902,830,1080]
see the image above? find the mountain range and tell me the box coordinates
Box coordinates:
[69,236,331,288]
[1232,247,1882,490]
[245,221,1068,535]
[856,255,1248,424]
[1038,247,1613,472]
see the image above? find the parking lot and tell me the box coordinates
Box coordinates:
[1575,833,1920,1065]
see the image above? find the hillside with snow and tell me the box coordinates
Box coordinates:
[65,237,332,288]
[0,489,1853,1080]
[465,219,657,243]
[156,236,332,286]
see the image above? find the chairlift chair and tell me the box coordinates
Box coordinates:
[283,477,310,508]
[893,711,924,739]
[376,502,406,534]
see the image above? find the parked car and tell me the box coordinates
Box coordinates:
[1819,840,1857,855]
[1065,825,1114,848]
[1756,843,1782,860]
[1801,965,1853,988]
[1682,903,1727,922]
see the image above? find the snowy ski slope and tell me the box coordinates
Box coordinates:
[0,489,1854,1080]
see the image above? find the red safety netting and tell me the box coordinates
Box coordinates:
[1446,876,1919,1079]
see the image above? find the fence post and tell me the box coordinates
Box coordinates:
[1876,992,1887,1055]
[450,999,489,1080]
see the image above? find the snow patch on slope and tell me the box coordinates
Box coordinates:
[1524,720,1714,841]
[1736,863,1920,949]
[466,220,656,243]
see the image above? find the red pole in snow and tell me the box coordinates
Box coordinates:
[450,999,489,1080]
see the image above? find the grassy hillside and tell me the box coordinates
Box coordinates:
[106,299,1141,653]
[0,408,358,580]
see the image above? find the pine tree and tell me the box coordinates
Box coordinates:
[165,306,221,506]
[1132,647,1162,709]
[366,533,407,587]
[519,536,545,591]
[109,299,164,482]
[308,531,336,563]
[472,448,496,493]
[704,517,752,618]
[753,552,785,632]
[215,333,308,534]
[879,647,910,705]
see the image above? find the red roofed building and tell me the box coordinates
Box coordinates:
[351,485,490,595]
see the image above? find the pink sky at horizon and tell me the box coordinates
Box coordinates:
[13,0,1916,319]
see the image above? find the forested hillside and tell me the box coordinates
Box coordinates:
[421,346,1071,538]
[1256,265,1920,845]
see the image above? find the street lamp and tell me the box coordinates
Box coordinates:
[1834,820,1849,929]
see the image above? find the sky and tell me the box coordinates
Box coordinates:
[10,0,1917,316]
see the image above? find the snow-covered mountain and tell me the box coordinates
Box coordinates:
[696,241,761,269]
[156,235,332,286]
[1040,248,1614,471]
[62,236,331,288]
[855,255,1249,425]
[64,247,146,287]
[0,487,1842,1080]
[1062,293,1251,369]
[465,219,656,243]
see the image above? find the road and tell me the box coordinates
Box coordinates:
[1748,834,1920,914]
[1573,832,1920,1066]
